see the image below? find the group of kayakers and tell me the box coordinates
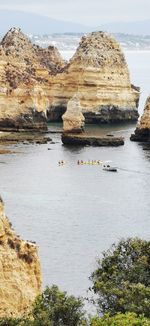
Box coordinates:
[77,160,103,165]
[58,160,103,165]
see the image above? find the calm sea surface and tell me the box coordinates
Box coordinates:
[0,51,150,299]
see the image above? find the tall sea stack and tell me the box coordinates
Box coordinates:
[62,93,85,133]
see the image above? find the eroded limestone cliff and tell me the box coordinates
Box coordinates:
[131,95,150,141]
[0,197,41,317]
[0,28,140,130]
[51,31,140,123]
[0,27,65,130]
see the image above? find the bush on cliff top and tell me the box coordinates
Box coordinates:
[90,238,150,317]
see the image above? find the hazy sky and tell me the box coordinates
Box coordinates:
[0,0,149,26]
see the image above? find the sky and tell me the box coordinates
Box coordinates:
[0,0,149,26]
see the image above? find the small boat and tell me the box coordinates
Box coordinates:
[102,164,117,172]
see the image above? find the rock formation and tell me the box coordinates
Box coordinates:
[62,133,124,147]
[0,28,140,130]
[131,95,150,141]
[0,197,41,317]
[62,94,85,133]
[0,27,65,131]
[51,31,140,123]
[34,45,66,74]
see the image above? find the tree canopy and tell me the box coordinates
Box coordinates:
[31,285,86,326]
[90,238,150,317]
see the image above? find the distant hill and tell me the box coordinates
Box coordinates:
[97,20,150,35]
[1,10,150,37]
[0,10,91,35]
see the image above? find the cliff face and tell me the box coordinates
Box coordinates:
[0,29,140,130]
[0,197,41,317]
[51,32,140,123]
[131,95,150,141]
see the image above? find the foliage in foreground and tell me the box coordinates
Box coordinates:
[1,313,150,326]
[90,313,150,326]
[31,285,86,326]
[1,238,150,325]
[90,238,150,317]
[0,285,86,326]
[0,318,30,326]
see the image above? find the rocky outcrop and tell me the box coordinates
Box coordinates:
[0,131,52,144]
[62,94,85,133]
[1,27,65,76]
[34,45,66,74]
[62,133,124,146]
[0,28,140,130]
[0,197,41,317]
[131,95,150,142]
[0,27,65,131]
[51,31,140,123]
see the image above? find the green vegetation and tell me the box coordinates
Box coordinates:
[31,285,86,326]
[0,318,29,326]
[1,312,150,326]
[0,285,86,326]
[1,238,150,325]
[90,313,150,326]
[90,238,150,317]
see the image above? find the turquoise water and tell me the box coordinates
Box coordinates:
[0,51,150,300]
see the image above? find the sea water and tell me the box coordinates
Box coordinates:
[0,51,150,299]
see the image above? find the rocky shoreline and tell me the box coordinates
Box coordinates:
[130,129,150,142]
[83,106,139,124]
[0,131,52,144]
[0,110,47,132]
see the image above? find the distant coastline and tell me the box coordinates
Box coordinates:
[1,31,150,53]
[26,32,150,52]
